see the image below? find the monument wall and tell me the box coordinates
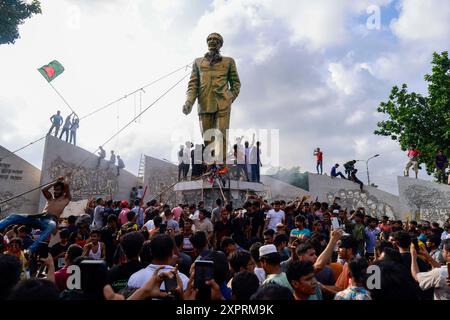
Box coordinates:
[260,175,309,201]
[307,173,401,220]
[398,176,450,225]
[0,145,41,217]
[39,135,138,210]
[143,156,178,204]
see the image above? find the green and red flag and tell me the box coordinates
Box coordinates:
[38,60,65,82]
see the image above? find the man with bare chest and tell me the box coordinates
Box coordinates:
[0,176,71,253]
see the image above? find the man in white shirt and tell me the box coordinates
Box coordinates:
[264,201,285,231]
[411,239,450,300]
[92,198,105,229]
[128,234,189,291]
[193,209,214,243]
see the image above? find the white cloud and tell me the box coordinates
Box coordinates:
[391,0,450,44]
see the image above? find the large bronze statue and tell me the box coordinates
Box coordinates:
[183,33,241,164]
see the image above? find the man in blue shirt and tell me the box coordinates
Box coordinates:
[48,110,64,137]
[331,163,346,179]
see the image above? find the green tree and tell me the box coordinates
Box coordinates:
[0,0,42,45]
[375,51,450,177]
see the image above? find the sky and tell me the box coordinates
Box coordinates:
[0,0,449,195]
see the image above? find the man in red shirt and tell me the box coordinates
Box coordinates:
[314,148,323,175]
[54,244,83,291]
[404,147,420,178]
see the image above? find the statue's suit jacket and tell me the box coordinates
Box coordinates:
[185,56,241,115]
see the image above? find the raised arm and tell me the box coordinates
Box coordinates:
[41,179,60,200]
[410,243,420,281]
[314,229,344,272]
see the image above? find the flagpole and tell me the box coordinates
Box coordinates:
[47,82,79,117]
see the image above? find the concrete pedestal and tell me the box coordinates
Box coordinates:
[173,179,266,209]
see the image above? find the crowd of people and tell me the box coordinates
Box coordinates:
[96,146,126,176]
[48,110,79,146]
[1,177,449,301]
[177,134,262,183]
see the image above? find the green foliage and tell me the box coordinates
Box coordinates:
[0,0,42,45]
[270,166,309,190]
[375,51,450,176]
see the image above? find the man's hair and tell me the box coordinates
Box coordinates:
[140,240,152,265]
[134,199,140,206]
[426,233,441,248]
[375,240,393,254]
[285,260,314,283]
[263,229,275,237]
[164,208,172,217]
[150,234,174,260]
[126,211,136,222]
[220,237,236,252]
[216,198,222,206]
[409,220,418,226]
[296,242,314,256]
[96,198,103,204]
[232,272,259,300]
[68,215,77,224]
[229,250,252,272]
[53,181,65,190]
[443,238,450,252]
[174,234,184,248]
[0,254,22,300]
[153,215,163,228]
[107,214,118,224]
[294,215,306,223]
[203,250,229,285]
[189,231,208,251]
[249,242,262,263]
[90,229,101,236]
[121,231,145,259]
[259,252,281,266]
[250,284,294,300]
[273,200,281,206]
[59,229,70,239]
[66,244,83,264]
[368,217,378,224]
[274,234,289,247]
[393,231,411,249]
[348,257,369,283]
[7,279,59,300]
[339,235,357,254]
[381,247,402,264]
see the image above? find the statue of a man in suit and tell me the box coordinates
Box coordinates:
[183,33,241,164]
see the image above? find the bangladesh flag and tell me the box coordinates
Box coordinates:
[38,60,65,82]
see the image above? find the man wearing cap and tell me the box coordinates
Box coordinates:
[259,244,294,293]
[182,33,241,164]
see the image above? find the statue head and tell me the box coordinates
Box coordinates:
[207,33,223,51]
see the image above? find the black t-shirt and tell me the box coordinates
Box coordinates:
[107,260,145,292]
[400,252,433,300]
[214,220,233,246]
[101,226,118,266]
[250,210,265,237]
[50,242,70,270]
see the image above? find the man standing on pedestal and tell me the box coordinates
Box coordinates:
[182,33,241,165]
